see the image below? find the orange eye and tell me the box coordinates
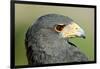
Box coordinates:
[55,24,65,32]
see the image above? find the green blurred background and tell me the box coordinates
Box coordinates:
[15,3,95,66]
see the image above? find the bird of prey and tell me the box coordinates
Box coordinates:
[25,14,88,65]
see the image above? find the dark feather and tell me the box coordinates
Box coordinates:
[25,14,88,65]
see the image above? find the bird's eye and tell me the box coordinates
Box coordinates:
[55,24,65,32]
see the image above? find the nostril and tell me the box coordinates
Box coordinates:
[75,28,78,29]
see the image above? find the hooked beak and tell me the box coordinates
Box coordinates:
[59,22,86,39]
[76,28,86,39]
[81,35,86,39]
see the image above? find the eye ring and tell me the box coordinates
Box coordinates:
[54,24,65,32]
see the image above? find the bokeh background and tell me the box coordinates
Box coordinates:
[15,3,94,66]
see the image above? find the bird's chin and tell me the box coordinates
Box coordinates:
[63,36,76,39]
[62,37,70,40]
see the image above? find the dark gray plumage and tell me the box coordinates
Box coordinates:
[25,14,88,65]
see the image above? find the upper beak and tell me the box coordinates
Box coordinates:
[76,28,86,39]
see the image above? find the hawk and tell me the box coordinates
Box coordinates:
[25,14,88,65]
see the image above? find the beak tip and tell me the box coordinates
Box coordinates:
[81,35,86,39]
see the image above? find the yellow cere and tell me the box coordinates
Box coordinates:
[61,22,81,38]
